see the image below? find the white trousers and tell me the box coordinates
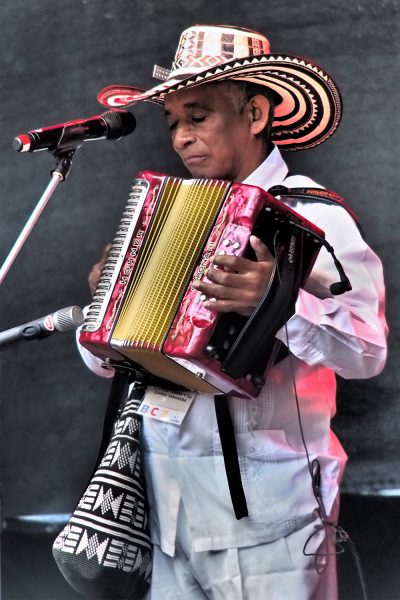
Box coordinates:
[147,504,338,600]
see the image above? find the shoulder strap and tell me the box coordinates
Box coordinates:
[268,185,364,238]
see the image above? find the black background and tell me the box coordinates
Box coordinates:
[0,0,398,585]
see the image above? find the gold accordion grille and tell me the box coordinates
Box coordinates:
[111,177,230,377]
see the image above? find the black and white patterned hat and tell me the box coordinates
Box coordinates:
[98,24,342,151]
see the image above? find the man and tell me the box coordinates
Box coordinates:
[80,25,388,599]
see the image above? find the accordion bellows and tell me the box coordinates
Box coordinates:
[113,178,229,351]
[79,172,323,397]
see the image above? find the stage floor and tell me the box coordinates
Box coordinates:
[2,494,399,600]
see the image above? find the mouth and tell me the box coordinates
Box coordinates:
[183,155,207,166]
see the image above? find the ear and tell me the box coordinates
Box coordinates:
[247,95,271,136]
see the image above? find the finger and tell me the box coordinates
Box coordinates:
[88,243,111,296]
[211,253,252,273]
[249,235,274,262]
[101,243,112,263]
[203,266,246,288]
[195,276,266,310]
[88,269,100,296]
[194,279,245,301]
[201,296,254,316]
[203,298,245,314]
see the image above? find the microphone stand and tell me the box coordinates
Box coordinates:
[0,146,76,285]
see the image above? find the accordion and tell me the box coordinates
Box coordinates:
[79,171,324,398]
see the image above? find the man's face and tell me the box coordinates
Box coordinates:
[164,83,261,182]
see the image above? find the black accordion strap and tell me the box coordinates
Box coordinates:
[268,185,364,237]
[221,224,303,380]
[214,394,248,520]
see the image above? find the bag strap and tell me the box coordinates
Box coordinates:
[93,368,129,473]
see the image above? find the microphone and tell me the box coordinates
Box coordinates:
[0,305,84,349]
[13,110,136,153]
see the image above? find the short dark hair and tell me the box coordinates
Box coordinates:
[212,80,276,149]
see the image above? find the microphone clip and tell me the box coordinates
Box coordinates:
[49,124,88,180]
[51,148,77,181]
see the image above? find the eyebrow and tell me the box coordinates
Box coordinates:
[164,102,212,117]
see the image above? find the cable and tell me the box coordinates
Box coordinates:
[284,322,369,599]
[273,225,369,599]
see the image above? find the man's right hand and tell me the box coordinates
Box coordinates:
[88,243,111,297]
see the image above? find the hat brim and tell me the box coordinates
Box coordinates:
[98,54,342,151]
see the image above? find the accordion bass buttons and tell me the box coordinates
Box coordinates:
[221,238,242,252]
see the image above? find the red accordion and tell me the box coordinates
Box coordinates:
[79,171,324,398]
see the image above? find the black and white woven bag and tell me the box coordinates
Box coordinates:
[53,377,152,599]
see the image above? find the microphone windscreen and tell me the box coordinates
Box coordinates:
[53,306,84,331]
[102,110,136,139]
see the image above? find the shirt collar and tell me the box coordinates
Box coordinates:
[242,145,289,191]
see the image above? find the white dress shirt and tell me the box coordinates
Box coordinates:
[78,146,388,557]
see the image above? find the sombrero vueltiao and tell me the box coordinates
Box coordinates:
[98,24,342,151]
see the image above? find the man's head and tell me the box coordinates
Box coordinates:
[98,24,342,152]
[164,80,275,181]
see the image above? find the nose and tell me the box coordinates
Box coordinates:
[172,123,195,151]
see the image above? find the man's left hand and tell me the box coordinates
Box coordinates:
[192,235,275,317]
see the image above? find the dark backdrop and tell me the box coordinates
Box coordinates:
[0,0,398,529]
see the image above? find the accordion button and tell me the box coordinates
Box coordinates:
[205,345,218,358]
